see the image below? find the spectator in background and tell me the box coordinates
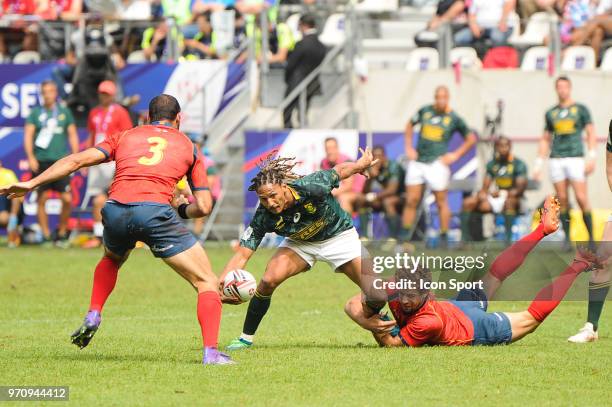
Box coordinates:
[245,12,294,64]
[461,137,528,243]
[557,0,596,45]
[569,0,612,60]
[0,0,38,60]
[118,0,153,20]
[353,146,404,240]
[415,0,467,47]
[319,137,359,214]
[24,81,79,245]
[283,14,325,128]
[184,12,218,59]
[83,81,133,249]
[142,18,184,61]
[159,0,193,25]
[37,0,83,21]
[0,160,23,247]
[454,0,516,47]
[517,0,556,21]
[192,0,236,13]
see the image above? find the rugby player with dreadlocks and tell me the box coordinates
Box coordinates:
[220,147,396,350]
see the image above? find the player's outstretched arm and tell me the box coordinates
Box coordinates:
[0,148,106,199]
[344,294,396,334]
[334,147,379,180]
[219,246,255,304]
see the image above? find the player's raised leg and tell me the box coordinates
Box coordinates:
[505,248,595,342]
[71,248,130,349]
[163,243,234,365]
[481,196,560,299]
[227,247,309,350]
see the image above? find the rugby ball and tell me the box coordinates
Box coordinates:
[222,269,257,303]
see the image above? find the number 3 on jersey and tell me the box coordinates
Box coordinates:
[138,136,168,166]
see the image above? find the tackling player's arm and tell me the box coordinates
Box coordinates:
[0,148,107,199]
[344,294,397,335]
[333,147,378,180]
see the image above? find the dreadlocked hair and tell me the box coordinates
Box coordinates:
[248,153,302,191]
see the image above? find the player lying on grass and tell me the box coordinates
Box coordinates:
[346,196,606,347]
[220,149,394,350]
[0,94,233,365]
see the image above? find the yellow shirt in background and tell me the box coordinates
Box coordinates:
[0,167,17,188]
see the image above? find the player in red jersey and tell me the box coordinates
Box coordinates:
[346,196,605,347]
[0,94,233,365]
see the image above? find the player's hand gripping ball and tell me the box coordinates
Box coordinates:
[222,270,257,303]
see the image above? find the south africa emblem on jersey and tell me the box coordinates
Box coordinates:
[304,202,316,214]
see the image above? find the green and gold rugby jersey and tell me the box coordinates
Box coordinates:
[370,160,405,194]
[240,169,353,250]
[485,156,528,190]
[544,103,592,158]
[411,105,469,163]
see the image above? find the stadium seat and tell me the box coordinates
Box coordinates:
[600,47,612,71]
[520,46,550,71]
[450,47,482,69]
[379,20,428,48]
[319,13,346,47]
[561,46,596,70]
[12,51,40,64]
[127,50,150,63]
[286,13,302,42]
[355,0,398,12]
[405,47,439,71]
[510,12,555,47]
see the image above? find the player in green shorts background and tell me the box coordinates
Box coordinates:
[402,85,477,245]
[461,137,528,242]
[533,76,597,249]
[219,148,394,350]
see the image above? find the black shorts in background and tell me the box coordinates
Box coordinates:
[34,160,71,193]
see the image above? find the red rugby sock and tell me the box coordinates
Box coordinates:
[527,260,588,322]
[89,256,121,312]
[197,291,222,348]
[489,224,546,281]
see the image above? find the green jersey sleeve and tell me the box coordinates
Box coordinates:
[485,160,495,178]
[453,114,469,138]
[25,107,39,127]
[239,207,270,251]
[514,159,528,178]
[64,108,75,126]
[410,107,423,125]
[579,104,593,126]
[544,110,554,132]
[290,169,340,200]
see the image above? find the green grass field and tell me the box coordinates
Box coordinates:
[1,246,610,406]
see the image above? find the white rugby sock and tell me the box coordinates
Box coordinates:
[239,333,254,343]
[93,222,104,238]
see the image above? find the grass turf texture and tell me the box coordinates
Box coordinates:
[0,247,610,406]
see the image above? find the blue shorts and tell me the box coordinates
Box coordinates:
[450,288,512,346]
[0,196,9,212]
[101,201,197,258]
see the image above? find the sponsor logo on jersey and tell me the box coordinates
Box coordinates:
[275,216,285,230]
[304,202,316,214]
[442,116,451,126]
[241,226,253,241]
[290,217,326,240]
[293,212,301,223]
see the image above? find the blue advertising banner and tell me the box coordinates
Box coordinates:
[0,61,246,132]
